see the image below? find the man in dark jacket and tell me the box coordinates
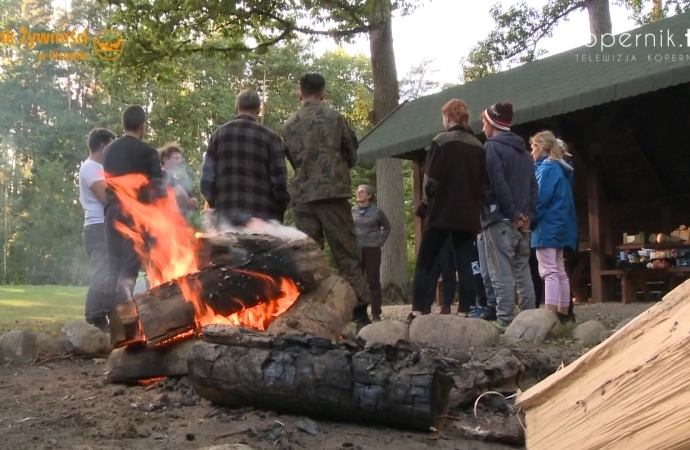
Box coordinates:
[102,105,165,317]
[201,89,290,225]
[479,102,539,331]
[406,99,486,324]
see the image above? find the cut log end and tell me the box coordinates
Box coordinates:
[188,326,454,432]
[105,338,200,384]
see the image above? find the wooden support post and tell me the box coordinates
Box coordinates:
[587,165,606,303]
[412,157,425,257]
[662,205,672,232]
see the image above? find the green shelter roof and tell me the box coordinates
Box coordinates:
[357,11,690,163]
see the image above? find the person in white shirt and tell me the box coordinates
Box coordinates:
[78,128,116,331]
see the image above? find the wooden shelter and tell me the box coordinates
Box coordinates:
[356,12,690,303]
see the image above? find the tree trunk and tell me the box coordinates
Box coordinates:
[369,0,410,304]
[587,0,613,41]
[188,325,454,432]
[652,0,663,21]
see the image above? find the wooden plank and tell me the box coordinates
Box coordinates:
[515,279,690,450]
[587,165,605,303]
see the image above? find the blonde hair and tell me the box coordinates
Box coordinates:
[529,131,568,160]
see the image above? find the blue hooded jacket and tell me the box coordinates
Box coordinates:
[531,156,578,251]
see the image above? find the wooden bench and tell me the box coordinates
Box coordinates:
[600,267,690,303]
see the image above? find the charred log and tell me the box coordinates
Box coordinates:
[109,266,295,348]
[193,231,332,292]
[188,325,454,432]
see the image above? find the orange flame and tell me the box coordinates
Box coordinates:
[106,173,300,335]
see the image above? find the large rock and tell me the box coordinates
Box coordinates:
[504,309,560,344]
[59,320,110,356]
[0,330,64,363]
[409,315,499,351]
[357,320,409,345]
[572,320,607,346]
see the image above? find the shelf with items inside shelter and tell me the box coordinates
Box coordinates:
[617,227,690,270]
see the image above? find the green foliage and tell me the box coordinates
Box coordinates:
[615,0,690,24]
[0,0,381,285]
[461,0,690,82]
[98,0,423,81]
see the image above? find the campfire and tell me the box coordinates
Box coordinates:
[105,173,305,349]
[103,174,454,434]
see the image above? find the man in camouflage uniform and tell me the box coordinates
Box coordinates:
[283,73,372,328]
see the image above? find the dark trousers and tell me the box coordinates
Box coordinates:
[361,247,383,316]
[82,223,108,324]
[104,202,142,314]
[413,228,476,314]
[529,249,544,309]
[424,237,457,311]
[293,199,371,309]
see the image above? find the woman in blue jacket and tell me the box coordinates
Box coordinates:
[529,131,577,323]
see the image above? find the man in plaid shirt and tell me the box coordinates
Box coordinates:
[201,90,290,225]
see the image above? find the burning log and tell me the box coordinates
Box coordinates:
[110,230,355,348]
[105,338,199,383]
[193,231,332,289]
[187,325,455,432]
[109,266,299,348]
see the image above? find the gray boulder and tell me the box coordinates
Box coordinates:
[504,309,560,344]
[0,330,64,363]
[357,320,409,345]
[409,315,499,351]
[59,320,110,356]
[572,320,607,346]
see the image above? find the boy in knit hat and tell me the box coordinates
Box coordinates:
[479,102,539,331]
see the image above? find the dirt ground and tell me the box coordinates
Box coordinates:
[0,301,655,450]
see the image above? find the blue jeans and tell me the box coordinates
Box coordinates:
[477,232,496,309]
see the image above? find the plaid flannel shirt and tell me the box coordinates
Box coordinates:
[200,115,290,223]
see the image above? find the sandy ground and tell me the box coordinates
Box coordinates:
[0,301,655,450]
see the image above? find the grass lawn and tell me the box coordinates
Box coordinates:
[0,285,86,337]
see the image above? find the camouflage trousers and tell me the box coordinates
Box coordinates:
[293,199,371,308]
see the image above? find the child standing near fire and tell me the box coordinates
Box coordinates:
[528,131,577,324]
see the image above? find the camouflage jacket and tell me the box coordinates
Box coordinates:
[283,101,358,203]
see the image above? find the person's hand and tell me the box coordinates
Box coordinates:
[512,213,525,229]
[519,216,531,233]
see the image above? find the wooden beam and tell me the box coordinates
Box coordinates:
[412,156,424,256]
[587,164,606,303]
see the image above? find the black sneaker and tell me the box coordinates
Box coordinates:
[557,312,576,325]
[372,314,382,322]
[480,306,497,322]
[352,306,372,330]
